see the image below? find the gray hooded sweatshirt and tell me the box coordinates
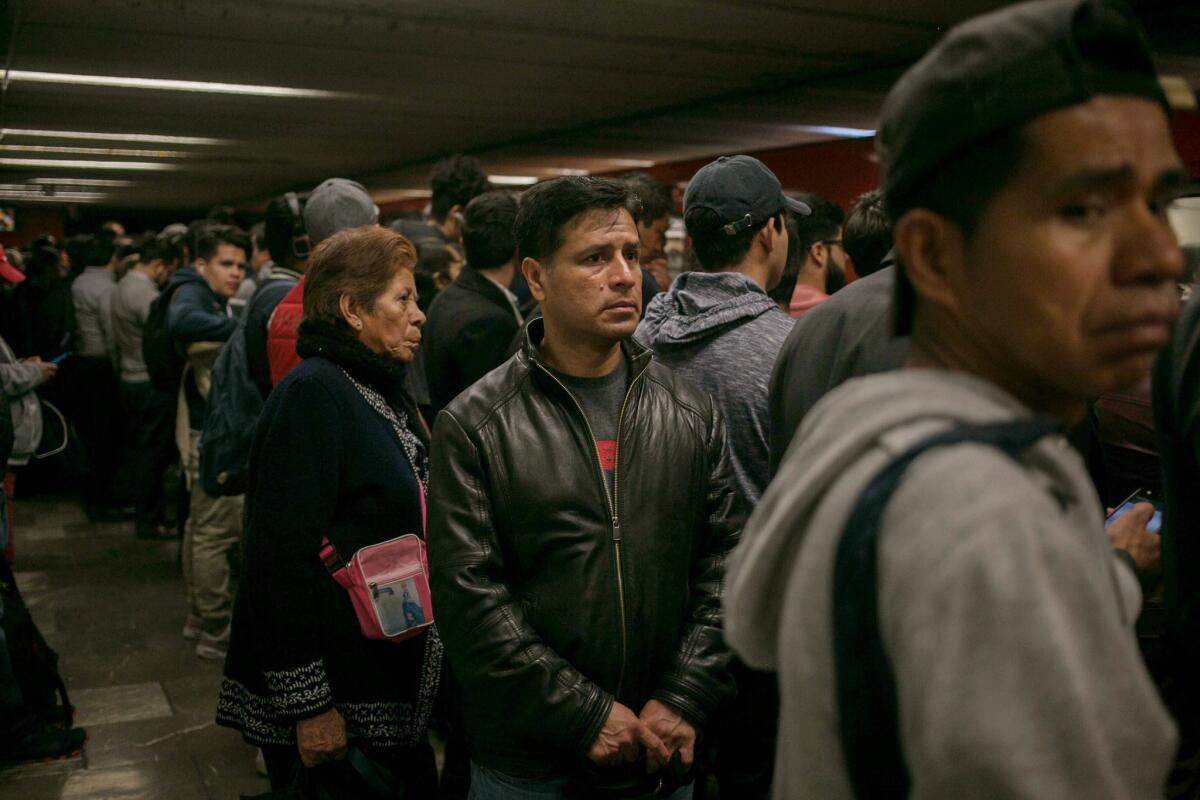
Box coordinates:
[635,271,793,507]
[726,368,1175,800]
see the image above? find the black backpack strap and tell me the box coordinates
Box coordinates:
[834,416,1061,799]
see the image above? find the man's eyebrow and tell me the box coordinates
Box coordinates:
[1051,165,1135,195]
[1051,165,1193,197]
[1154,168,1193,196]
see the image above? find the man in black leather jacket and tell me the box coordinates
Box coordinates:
[428,176,743,798]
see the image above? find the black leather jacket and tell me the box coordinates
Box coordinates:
[428,318,743,778]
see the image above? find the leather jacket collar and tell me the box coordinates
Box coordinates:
[517,316,653,381]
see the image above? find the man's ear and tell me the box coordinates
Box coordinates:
[893,209,965,318]
[522,256,546,302]
[758,218,779,256]
[807,241,826,271]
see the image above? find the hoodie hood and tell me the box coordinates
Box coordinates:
[638,271,779,349]
[725,368,1038,670]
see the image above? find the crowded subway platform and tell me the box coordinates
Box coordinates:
[3,0,1200,798]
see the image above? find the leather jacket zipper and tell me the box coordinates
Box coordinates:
[536,358,648,700]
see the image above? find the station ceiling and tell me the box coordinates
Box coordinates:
[1,0,1197,210]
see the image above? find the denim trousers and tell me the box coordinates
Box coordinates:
[468,762,692,800]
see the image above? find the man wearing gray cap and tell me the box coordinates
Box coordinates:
[266,178,379,385]
[726,0,1188,797]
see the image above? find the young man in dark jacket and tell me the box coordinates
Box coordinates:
[428,177,742,799]
[165,226,247,661]
[422,190,523,417]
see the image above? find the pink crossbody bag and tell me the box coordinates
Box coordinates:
[318,483,434,643]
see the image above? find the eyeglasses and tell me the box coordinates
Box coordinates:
[821,239,844,249]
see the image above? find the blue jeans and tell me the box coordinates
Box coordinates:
[468,762,693,800]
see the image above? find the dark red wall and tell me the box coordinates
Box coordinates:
[0,206,66,248]
[617,136,881,209]
[1173,109,1200,178]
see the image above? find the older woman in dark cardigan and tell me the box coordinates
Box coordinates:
[217,226,440,796]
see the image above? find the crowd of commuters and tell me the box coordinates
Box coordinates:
[1,0,1200,797]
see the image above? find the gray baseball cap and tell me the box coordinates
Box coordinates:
[684,155,810,236]
[303,178,380,245]
[879,0,1167,212]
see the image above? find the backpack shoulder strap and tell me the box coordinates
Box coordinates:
[834,416,1061,800]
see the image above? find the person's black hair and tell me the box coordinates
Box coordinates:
[462,190,519,272]
[889,126,1029,334]
[82,234,116,268]
[206,205,238,226]
[842,189,892,277]
[414,246,457,313]
[768,212,805,306]
[26,235,61,283]
[156,231,188,267]
[429,154,491,223]
[65,234,90,280]
[137,236,171,264]
[791,193,845,264]
[622,172,673,225]
[514,177,641,264]
[195,226,251,263]
[263,195,308,267]
[187,219,217,261]
[685,206,782,272]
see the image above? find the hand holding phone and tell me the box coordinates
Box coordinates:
[49,352,69,364]
[1105,490,1162,576]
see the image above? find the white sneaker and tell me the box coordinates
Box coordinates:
[181,616,203,641]
[195,625,231,661]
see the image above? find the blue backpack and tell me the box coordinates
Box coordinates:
[198,282,291,496]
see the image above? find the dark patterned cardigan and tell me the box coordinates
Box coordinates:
[217,325,440,749]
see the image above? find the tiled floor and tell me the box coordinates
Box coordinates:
[0,493,267,799]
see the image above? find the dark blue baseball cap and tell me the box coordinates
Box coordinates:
[684,155,811,236]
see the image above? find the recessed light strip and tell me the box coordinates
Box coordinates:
[0,144,191,158]
[3,128,230,146]
[488,175,539,186]
[0,158,179,171]
[7,70,350,99]
[28,178,135,187]
[789,125,876,138]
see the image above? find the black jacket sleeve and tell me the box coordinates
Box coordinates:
[427,409,613,754]
[652,401,742,725]
[243,375,343,721]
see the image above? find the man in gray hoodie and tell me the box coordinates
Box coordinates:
[726,1,1188,797]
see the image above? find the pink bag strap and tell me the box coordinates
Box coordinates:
[319,537,354,590]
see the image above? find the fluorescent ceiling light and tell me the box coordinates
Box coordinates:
[28,178,135,187]
[0,158,179,171]
[545,168,590,176]
[7,70,350,99]
[0,144,191,158]
[488,175,539,186]
[789,125,875,138]
[0,192,110,202]
[3,128,230,146]
[603,159,656,168]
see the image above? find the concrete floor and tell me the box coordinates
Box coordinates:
[0,492,268,799]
